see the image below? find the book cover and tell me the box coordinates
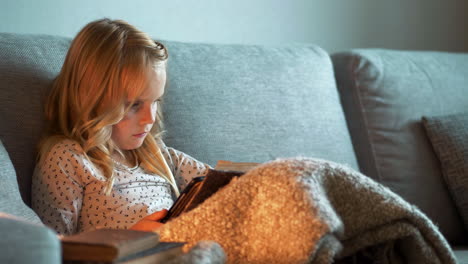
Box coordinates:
[61,229,160,262]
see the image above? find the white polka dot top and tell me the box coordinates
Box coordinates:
[31,139,210,235]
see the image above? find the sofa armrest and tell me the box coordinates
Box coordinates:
[452,247,468,263]
[0,213,60,264]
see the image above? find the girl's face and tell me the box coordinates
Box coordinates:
[111,66,166,150]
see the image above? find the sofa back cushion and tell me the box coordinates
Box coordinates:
[332,49,468,244]
[0,32,359,210]
[0,33,70,205]
[0,141,41,223]
[162,41,358,169]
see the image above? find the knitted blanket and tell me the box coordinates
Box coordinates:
[158,158,457,264]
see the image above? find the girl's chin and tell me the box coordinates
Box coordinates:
[119,140,145,150]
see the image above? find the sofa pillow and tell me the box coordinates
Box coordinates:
[422,113,468,231]
[332,49,468,244]
[0,140,42,224]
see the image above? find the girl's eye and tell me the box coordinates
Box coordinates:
[131,102,142,110]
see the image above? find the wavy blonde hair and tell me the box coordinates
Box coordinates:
[39,18,179,196]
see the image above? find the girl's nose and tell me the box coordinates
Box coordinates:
[140,104,156,125]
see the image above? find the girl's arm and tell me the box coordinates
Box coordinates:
[159,141,211,191]
[31,140,85,235]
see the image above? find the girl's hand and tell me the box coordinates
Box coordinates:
[130,209,168,232]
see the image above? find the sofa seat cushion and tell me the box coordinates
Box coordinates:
[162,41,358,170]
[332,49,468,244]
[422,113,468,232]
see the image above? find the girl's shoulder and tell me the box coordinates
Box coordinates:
[35,138,103,186]
[39,137,86,165]
[48,138,84,155]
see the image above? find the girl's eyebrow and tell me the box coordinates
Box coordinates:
[128,92,164,103]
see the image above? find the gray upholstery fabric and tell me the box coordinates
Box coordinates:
[0,213,60,264]
[453,247,468,263]
[163,41,358,170]
[422,113,468,232]
[332,49,468,244]
[0,141,41,223]
[0,33,70,205]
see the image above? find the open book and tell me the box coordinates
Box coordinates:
[160,160,259,222]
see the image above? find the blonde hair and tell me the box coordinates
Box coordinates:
[39,18,179,196]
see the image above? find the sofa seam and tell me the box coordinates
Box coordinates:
[350,54,382,182]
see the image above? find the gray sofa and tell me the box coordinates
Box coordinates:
[0,32,467,263]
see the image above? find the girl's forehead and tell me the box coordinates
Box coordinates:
[129,66,166,100]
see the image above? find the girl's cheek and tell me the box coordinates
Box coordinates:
[120,112,135,121]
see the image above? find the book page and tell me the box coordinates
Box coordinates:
[215,160,260,172]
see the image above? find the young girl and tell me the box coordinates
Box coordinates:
[31,18,211,235]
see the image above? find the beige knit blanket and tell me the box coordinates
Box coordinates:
[158,158,456,264]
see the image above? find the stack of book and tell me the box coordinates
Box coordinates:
[61,229,185,264]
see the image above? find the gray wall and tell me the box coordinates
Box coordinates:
[1,0,467,53]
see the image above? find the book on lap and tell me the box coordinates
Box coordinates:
[160,160,259,222]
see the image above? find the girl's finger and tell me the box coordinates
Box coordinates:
[143,209,168,221]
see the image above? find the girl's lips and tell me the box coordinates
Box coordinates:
[133,132,147,138]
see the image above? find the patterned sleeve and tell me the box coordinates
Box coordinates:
[159,141,212,190]
[31,140,87,235]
